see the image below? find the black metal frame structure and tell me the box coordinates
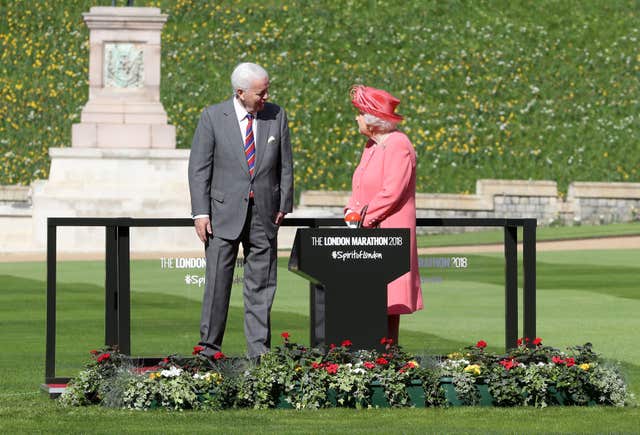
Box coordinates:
[45,217,536,384]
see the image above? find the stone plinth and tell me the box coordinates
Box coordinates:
[30,148,199,253]
[72,7,175,149]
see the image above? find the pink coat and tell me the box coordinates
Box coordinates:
[346,131,423,315]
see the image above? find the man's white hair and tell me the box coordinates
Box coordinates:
[363,113,398,133]
[231,62,269,93]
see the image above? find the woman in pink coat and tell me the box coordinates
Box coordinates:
[345,85,423,344]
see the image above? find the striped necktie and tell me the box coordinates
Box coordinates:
[244,113,256,177]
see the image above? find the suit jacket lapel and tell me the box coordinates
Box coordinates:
[222,98,251,176]
[254,112,271,176]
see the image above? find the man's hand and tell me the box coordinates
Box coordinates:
[274,211,286,226]
[194,217,212,243]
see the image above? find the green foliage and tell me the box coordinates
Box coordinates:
[438,339,632,408]
[60,338,446,410]
[59,338,630,411]
[58,347,131,406]
[1,1,639,193]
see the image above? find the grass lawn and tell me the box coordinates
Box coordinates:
[1,248,639,432]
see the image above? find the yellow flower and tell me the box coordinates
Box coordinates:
[464,364,481,376]
[579,363,590,371]
[447,352,463,360]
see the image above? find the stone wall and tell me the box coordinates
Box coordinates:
[294,179,640,233]
[0,186,36,253]
[2,179,639,254]
[568,182,640,225]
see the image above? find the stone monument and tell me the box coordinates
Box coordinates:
[30,7,196,254]
[72,7,174,149]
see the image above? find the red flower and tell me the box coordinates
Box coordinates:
[162,357,169,364]
[281,332,290,340]
[380,337,393,346]
[376,357,389,366]
[499,358,518,370]
[552,356,564,364]
[476,340,487,349]
[565,357,575,367]
[525,337,530,343]
[363,361,376,370]
[192,345,204,355]
[96,353,111,363]
[533,337,543,346]
[329,343,336,350]
[341,339,352,347]
[400,361,417,373]
[89,350,99,355]
[325,363,339,374]
[213,351,226,360]
[516,338,523,346]
[312,362,324,369]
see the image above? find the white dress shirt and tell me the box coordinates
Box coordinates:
[233,95,259,145]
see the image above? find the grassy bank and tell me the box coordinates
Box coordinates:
[1,0,639,193]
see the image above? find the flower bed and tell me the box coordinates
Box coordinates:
[59,335,631,410]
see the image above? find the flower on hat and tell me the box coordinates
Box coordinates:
[350,85,403,122]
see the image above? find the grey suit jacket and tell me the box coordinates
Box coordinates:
[188,98,294,240]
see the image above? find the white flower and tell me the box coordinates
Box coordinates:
[160,366,183,378]
[193,372,211,380]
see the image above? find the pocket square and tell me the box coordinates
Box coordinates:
[267,136,276,144]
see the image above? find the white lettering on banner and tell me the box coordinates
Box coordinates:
[323,236,351,246]
[351,236,392,246]
[184,274,206,287]
[175,257,207,269]
[161,257,208,269]
[331,250,383,261]
[418,257,468,269]
[320,236,403,247]
[184,274,243,287]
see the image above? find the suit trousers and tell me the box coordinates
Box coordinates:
[200,199,278,359]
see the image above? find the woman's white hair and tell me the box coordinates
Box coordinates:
[363,113,398,133]
[231,62,269,93]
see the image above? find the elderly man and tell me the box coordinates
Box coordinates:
[188,62,294,360]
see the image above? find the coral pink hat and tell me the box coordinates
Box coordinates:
[350,85,403,122]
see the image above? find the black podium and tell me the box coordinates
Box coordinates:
[288,228,409,351]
